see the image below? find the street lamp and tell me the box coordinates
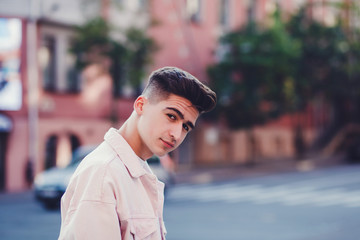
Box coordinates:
[27,0,40,183]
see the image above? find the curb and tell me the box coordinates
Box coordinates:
[173,154,345,185]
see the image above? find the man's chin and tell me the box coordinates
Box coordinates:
[153,151,167,157]
[152,148,171,157]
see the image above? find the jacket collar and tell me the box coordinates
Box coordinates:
[104,128,147,178]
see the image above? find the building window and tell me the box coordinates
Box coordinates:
[124,0,148,12]
[219,0,230,27]
[65,39,80,93]
[137,0,148,11]
[248,0,257,22]
[186,0,202,23]
[39,35,57,92]
[39,30,81,94]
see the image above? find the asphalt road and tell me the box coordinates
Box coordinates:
[165,164,360,240]
[0,190,60,239]
[1,164,360,240]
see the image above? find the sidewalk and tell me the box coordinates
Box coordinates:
[173,153,346,185]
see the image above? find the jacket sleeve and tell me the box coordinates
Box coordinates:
[58,200,121,240]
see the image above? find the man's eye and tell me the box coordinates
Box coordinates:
[183,124,189,132]
[167,114,176,120]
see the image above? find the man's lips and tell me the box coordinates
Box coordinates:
[161,139,174,148]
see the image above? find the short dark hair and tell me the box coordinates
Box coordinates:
[142,67,217,114]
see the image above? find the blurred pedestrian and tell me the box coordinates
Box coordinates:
[294,125,306,160]
[24,159,33,188]
[58,66,216,239]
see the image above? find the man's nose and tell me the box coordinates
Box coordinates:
[170,123,183,141]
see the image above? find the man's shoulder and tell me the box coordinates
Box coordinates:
[68,143,129,192]
[80,142,125,169]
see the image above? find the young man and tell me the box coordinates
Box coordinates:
[58,66,216,239]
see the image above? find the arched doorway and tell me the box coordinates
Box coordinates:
[69,134,81,153]
[44,133,81,169]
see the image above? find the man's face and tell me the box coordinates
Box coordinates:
[137,94,199,158]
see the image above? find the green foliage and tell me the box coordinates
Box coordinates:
[208,8,301,129]
[71,18,112,69]
[125,28,158,93]
[208,3,360,131]
[287,4,360,125]
[70,17,157,97]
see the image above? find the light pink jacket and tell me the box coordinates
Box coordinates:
[59,128,167,239]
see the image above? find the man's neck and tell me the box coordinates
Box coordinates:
[118,112,151,160]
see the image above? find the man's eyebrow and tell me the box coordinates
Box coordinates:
[166,107,195,129]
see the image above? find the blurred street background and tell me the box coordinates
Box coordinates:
[1,0,360,239]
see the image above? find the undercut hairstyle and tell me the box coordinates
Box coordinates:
[142,67,217,114]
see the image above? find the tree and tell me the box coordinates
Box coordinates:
[209,2,360,161]
[124,28,159,95]
[208,8,301,164]
[70,17,157,97]
[286,3,360,149]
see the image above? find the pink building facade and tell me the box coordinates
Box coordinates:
[0,0,349,191]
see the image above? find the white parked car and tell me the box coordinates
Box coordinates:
[34,145,174,209]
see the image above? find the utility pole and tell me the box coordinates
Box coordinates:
[27,0,40,183]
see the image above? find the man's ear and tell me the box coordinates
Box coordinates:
[134,96,148,115]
